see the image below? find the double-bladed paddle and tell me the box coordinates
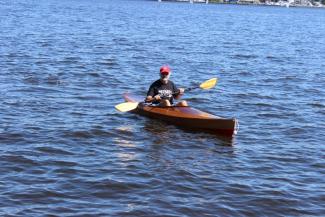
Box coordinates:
[115,78,218,112]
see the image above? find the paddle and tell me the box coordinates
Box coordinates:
[187,77,217,91]
[115,77,218,112]
[115,102,139,112]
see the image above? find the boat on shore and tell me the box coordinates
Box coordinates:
[123,93,239,137]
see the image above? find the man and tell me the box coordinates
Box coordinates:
[145,66,188,107]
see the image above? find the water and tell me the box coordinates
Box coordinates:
[1,0,324,216]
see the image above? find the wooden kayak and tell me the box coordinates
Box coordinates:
[123,93,238,137]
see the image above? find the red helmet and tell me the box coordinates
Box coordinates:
[160,65,171,75]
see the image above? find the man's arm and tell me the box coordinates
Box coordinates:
[145,85,161,102]
[172,82,184,99]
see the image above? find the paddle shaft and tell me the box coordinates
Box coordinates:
[171,86,197,95]
[186,86,199,92]
[157,87,195,100]
[159,78,217,97]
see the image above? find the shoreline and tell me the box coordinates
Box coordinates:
[158,0,325,8]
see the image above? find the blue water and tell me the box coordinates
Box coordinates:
[1,0,324,216]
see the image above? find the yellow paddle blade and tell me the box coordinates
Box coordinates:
[199,78,218,90]
[115,102,139,112]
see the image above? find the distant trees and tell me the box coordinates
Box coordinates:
[313,0,325,4]
[209,0,325,4]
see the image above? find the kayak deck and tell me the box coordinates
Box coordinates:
[123,93,238,137]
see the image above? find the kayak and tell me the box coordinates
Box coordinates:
[123,93,239,137]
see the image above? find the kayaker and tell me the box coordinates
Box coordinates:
[145,66,188,107]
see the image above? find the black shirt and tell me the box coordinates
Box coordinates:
[147,80,179,104]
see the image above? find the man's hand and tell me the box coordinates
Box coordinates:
[178,88,185,94]
[153,95,161,101]
[145,95,161,102]
[145,96,153,102]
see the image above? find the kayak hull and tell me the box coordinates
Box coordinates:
[123,93,238,137]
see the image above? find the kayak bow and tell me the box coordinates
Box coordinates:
[123,93,238,137]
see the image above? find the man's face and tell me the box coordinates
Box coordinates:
[160,72,170,84]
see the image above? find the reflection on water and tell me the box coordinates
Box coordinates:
[114,139,137,164]
[117,152,137,163]
[115,126,135,134]
[114,138,136,148]
[114,126,138,166]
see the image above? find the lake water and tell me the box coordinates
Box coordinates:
[0,0,324,216]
